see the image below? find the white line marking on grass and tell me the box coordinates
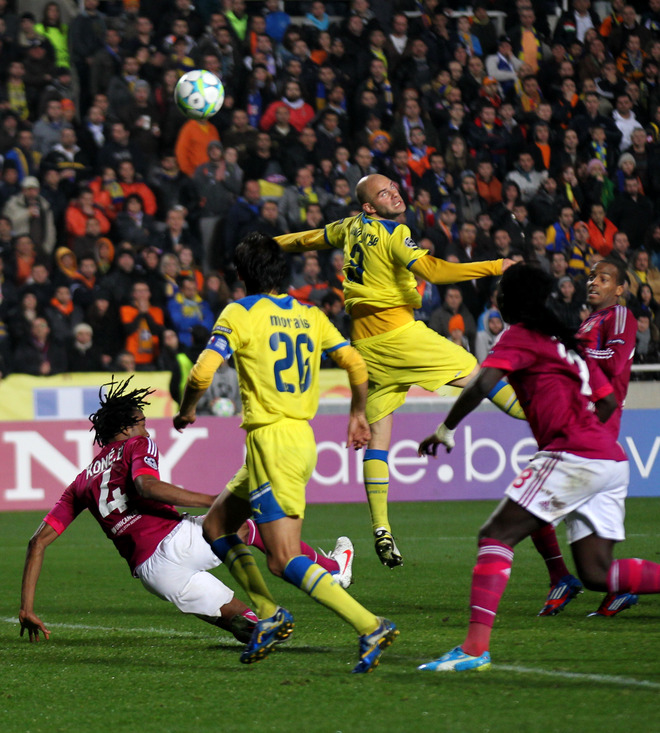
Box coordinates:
[1,617,217,639]
[498,664,660,690]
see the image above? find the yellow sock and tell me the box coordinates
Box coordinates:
[283,556,378,635]
[210,535,278,619]
[487,379,526,420]
[363,449,390,533]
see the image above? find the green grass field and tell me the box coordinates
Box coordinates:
[2,499,659,733]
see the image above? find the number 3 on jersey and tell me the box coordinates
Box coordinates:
[270,331,314,393]
[346,242,365,284]
[98,466,129,517]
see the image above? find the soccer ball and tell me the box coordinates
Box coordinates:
[174,70,225,120]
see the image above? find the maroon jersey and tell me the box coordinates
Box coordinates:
[483,323,627,461]
[45,436,181,573]
[576,304,636,440]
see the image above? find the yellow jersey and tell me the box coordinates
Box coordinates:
[201,293,351,430]
[324,214,429,313]
[276,216,503,341]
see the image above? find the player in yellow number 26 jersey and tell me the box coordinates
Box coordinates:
[275,174,525,568]
[173,232,399,673]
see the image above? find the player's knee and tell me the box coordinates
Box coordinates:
[202,515,219,544]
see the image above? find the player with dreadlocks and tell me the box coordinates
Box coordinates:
[89,377,154,446]
[415,264,660,672]
[19,376,258,644]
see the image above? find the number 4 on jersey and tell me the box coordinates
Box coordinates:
[98,467,129,517]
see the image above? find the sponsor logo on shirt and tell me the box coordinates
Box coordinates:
[214,326,232,335]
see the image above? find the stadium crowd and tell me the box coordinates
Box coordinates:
[1,0,660,394]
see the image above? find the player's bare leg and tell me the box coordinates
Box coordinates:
[259,515,397,673]
[363,413,403,567]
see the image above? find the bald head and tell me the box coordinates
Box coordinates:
[356,174,406,219]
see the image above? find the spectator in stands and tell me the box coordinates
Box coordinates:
[64,187,111,245]
[116,159,157,216]
[119,280,164,371]
[66,321,104,372]
[430,284,477,352]
[634,313,660,370]
[567,220,598,282]
[45,283,84,344]
[175,115,220,179]
[587,202,617,256]
[167,275,215,348]
[13,316,67,376]
[3,176,56,258]
[4,128,41,184]
[628,248,660,298]
[546,204,576,254]
[454,171,487,225]
[505,149,548,203]
[260,79,315,133]
[102,247,140,307]
[475,309,506,363]
[192,140,239,266]
[98,120,146,176]
[32,99,67,157]
[608,175,655,246]
[550,275,585,330]
[115,193,157,251]
[278,165,330,231]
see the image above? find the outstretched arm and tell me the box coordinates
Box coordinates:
[19,522,59,642]
[418,367,506,456]
[275,229,331,253]
[411,255,515,285]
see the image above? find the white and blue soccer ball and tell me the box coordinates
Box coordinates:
[174,70,225,119]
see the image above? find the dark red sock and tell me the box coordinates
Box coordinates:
[608,558,660,594]
[463,538,514,657]
[245,520,339,573]
[531,524,570,585]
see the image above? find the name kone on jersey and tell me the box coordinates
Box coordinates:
[86,445,125,479]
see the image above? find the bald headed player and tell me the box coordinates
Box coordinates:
[276,174,524,567]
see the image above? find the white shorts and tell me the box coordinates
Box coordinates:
[505,451,629,544]
[134,515,233,618]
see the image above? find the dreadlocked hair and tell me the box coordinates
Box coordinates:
[500,263,580,352]
[89,376,154,446]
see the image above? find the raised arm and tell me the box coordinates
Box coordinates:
[411,255,514,285]
[275,229,331,253]
[19,522,59,642]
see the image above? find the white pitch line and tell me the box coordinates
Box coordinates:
[497,664,660,690]
[2,617,216,639]
[4,617,659,689]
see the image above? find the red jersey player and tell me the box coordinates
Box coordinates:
[533,258,639,617]
[19,378,354,644]
[19,378,257,643]
[416,264,660,672]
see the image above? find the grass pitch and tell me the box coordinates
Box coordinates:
[2,499,659,733]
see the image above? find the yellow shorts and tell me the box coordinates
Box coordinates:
[355,320,477,423]
[228,420,316,523]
